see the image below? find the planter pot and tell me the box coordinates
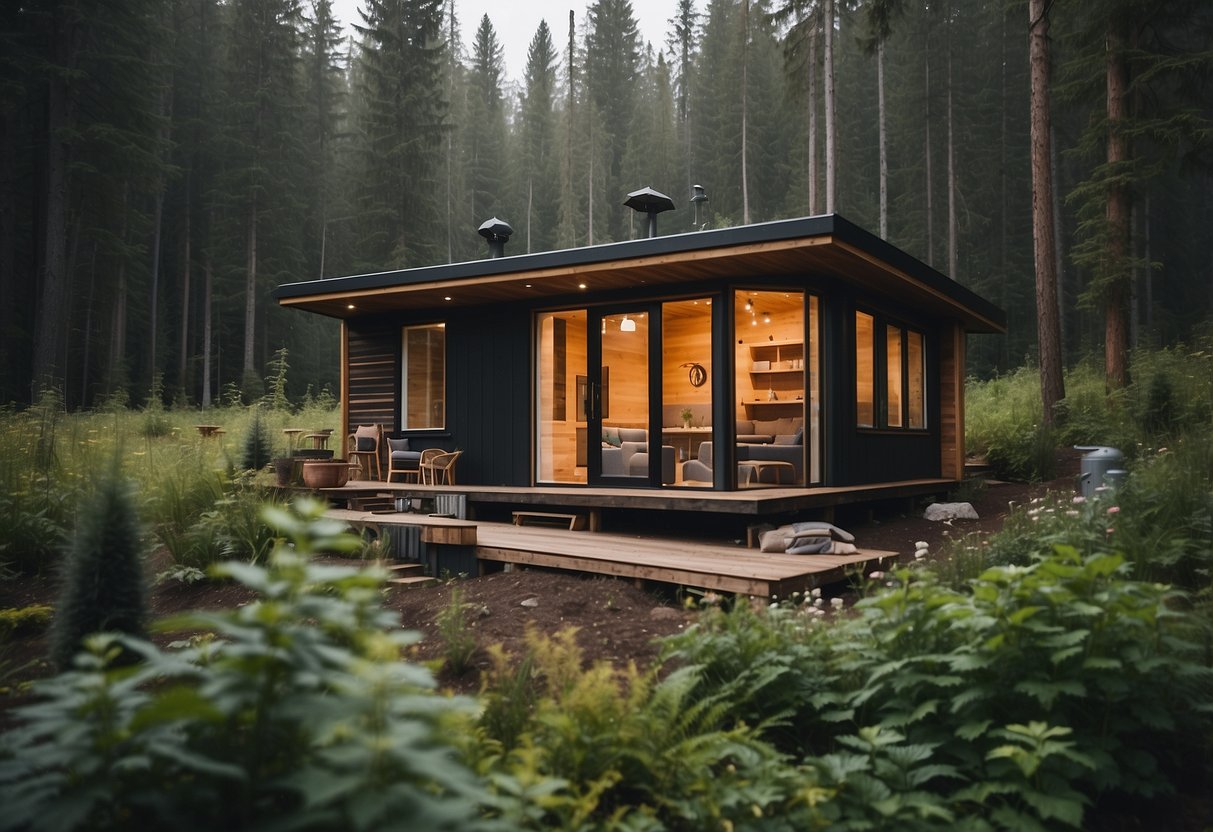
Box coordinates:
[301,460,351,489]
[272,458,294,487]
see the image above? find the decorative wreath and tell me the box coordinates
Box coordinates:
[684,363,707,388]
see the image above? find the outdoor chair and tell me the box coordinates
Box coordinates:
[386,437,421,483]
[347,424,382,480]
[419,449,462,485]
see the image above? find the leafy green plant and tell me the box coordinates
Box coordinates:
[50,459,147,670]
[437,584,478,676]
[0,500,497,831]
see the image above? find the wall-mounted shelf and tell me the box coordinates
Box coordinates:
[745,341,804,411]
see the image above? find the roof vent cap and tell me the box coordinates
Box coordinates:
[478,217,514,258]
[623,187,676,238]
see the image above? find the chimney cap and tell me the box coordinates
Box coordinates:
[478,217,514,241]
[623,186,676,215]
[691,184,708,203]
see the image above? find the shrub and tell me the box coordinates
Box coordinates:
[239,408,273,472]
[437,584,478,676]
[50,460,147,670]
[1,500,496,831]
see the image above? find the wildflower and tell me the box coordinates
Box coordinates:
[1066,511,1080,518]
[813,598,825,609]
[914,541,929,550]
[1107,506,1120,515]
[914,549,928,561]
[830,597,844,610]
[869,571,885,580]
[1072,495,1086,504]
[810,587,822,599]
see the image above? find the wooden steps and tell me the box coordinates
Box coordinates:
[385,562,435,589]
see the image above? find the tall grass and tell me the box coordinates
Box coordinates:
[0,399,339,576]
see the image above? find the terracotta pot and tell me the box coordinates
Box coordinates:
[301,460,350,489]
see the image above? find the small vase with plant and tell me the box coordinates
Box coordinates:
[680,406,694,429]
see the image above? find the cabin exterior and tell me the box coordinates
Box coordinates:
[273,214,1004,512]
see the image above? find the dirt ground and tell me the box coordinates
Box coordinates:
[1,468,1060,700]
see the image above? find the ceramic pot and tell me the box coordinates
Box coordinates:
[301,460,350,489]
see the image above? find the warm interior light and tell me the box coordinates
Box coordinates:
[744,300,752,311]
[763,312,771,324]
[347,304,355,310]
[620,315,637,332]
[444,296,452,301]
[579,283,587,289]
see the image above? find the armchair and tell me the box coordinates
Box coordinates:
[347,424,382,480]
[386,437,421,483]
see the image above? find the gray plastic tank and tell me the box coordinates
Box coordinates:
[1074,446,1125,499]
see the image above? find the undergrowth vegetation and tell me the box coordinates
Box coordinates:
[2,345,1212,828]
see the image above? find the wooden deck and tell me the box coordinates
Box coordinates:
[320,508,898,598]
[319,477,953,520]
[475,522,898,598]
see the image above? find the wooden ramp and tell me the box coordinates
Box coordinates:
[474,522,898,599]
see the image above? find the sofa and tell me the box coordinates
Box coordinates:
[600,426,676,484]
[681,419,805,485]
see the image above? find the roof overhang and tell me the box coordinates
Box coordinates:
[273,214,1006,333]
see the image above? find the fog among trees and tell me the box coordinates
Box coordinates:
[2,0,1210,408]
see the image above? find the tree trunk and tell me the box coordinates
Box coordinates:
[202,211,214,408]
[1029,0,1065,424]
[243,195,258,378]
[108,183,131,392]
[178,174,192,391]
[1104,23,1130,390]
[741,0,750,224]
[32,3,82,396]
[946,15,957,279]
[924,50,934,267]
[823,0,836,213]
[878,39,887,238]
[807,14,817,215]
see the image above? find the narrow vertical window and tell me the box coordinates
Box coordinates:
[886,325,903,427]
[402,323,445,430]
[907,330,926,428]
[855,311,875,428]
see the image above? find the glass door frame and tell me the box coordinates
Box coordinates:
[586,303,663,487]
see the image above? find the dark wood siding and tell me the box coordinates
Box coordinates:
[445,307,532,486]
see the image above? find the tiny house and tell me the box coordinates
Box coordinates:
[273,212,1003,509]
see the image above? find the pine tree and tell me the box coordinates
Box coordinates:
[519,20,559,252]
[584,0,642,240]
[466,15,507,228]
[51,459,148,670]
[353,0,448,268]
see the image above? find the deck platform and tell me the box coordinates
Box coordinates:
[475,522,896,598]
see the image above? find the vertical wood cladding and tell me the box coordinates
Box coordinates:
[445,307,531,486]
[938,322,965,480]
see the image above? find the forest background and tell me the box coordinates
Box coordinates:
[2,0,1210,410]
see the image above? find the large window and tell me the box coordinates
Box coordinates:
[855,311,926,431]
[402,323,445,430]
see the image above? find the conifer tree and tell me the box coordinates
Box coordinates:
[466,15,507,228]
[353,0,448,269]
[51,460,148,670]
[519,20,560,253]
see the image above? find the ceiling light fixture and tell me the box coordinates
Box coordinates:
[764,312,771,324]
[444,296,452,301]
[579,283,587,289]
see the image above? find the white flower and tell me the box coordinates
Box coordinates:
[914,541,929,550]
[830,597,844,609]
[811,587,822,599]
[1072,495,1086,504]
[914,548,929,560]
[869,571,885,580]
[813,598,825,608]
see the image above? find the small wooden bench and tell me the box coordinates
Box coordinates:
[512,511,587,531]
[325,509,477,546]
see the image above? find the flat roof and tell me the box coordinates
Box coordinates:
[273,213,1006,333]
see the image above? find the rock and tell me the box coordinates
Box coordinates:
[520,597,540,608]
[649,607,681,622]
[923,502,980,522]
